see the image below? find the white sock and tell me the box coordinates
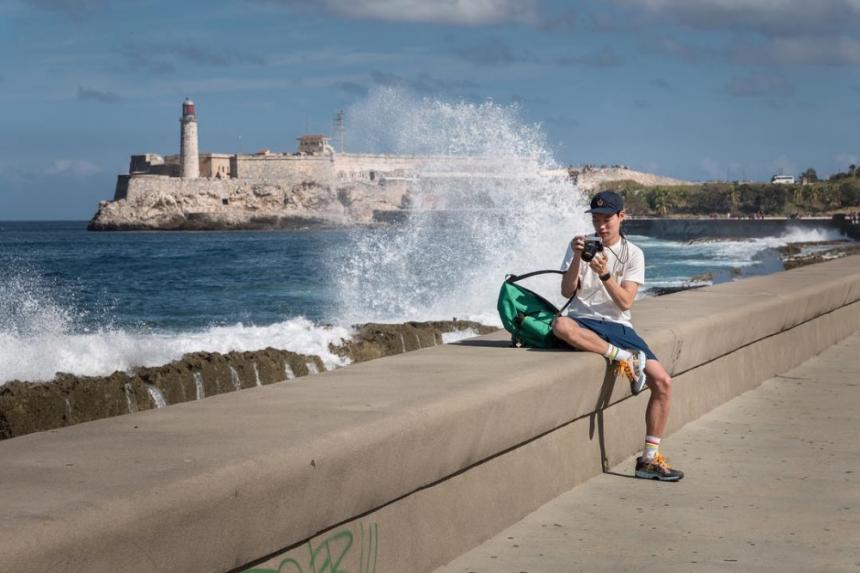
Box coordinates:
[603,344,632,362]
[643,435,661,461]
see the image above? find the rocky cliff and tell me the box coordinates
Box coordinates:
[89,166,691,231]
[89,175,412,231]
[570,166,692,191]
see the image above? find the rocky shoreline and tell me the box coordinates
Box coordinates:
[778,240,860,270]
[0,320,495,440]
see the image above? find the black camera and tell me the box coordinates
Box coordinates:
[581,236,604,262]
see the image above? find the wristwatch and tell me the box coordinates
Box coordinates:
[599,272,611,282]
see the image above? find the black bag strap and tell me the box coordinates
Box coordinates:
[505,269,577,316]
[505,269,565,283]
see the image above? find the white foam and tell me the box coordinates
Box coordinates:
[0,317,353,384]
[441,329,481,343]
[145,385,167,409]
[636,227,844,273]
[229,366,242,390]
[334,87,589,326]
[193,372,205,400]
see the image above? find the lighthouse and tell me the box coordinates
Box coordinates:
[180,98,199,178]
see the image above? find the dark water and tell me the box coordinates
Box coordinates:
[0,221,343,330]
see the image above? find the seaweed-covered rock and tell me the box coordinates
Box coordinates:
[333,320,495,363]
[0,321,495,440]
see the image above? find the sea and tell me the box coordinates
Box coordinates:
[0,90,848,384]
[0,220,843,384]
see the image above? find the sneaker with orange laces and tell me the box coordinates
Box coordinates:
[635,453,684,481]
[617,349,647,395]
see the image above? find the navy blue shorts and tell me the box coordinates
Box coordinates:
[571,317,657,361]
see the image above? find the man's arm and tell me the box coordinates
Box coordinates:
[561,236,585,298]
[604,276,639,311]
[588,253,639,311]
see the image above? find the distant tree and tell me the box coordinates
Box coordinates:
[839,180,860,206]
[800,168,818,183]
[851,164,857,177]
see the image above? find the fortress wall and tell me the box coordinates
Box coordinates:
[332,154,539,176]
[1,256,858,572]
[334,154,425,175]
[233,155,335,182]
[200,155,231,178]
[123,175,239,201]
[113,175,130,200]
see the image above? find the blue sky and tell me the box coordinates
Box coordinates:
[1,0,858,219]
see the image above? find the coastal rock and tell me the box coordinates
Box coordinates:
[566,166,691,191]
[0,321,494,440]
[779,241,860,270]
[89,163,695,231]
[335,320,496,363]
[89,177,411,231]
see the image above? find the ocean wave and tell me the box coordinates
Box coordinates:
[0,318,354,384]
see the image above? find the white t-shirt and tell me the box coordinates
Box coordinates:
[559,237,645,328]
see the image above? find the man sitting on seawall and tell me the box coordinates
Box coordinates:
[552,190,684,482]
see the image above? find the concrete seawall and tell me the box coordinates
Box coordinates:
[1,256,859,572]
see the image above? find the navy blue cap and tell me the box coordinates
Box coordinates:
[586,190,624,214]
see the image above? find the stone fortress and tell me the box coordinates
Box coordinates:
[89,99,688,230]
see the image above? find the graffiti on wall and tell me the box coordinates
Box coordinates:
[246,522,378,573]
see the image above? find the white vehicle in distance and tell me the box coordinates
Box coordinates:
[771,174,796,184]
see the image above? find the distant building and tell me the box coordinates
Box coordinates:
[771,174,796,184]
[297,135,334,156]
[180,98,200,179]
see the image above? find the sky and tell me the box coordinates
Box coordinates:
[1,0,858,219]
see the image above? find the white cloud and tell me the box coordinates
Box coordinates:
[47,159,101,176]
[734,36,860,66]
[626,0,860,34]
[292,0,538,26]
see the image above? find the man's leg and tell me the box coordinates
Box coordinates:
[643,359,671,438]
[552,316,610,354]
[553,316,639,375]
[636,359,684,481]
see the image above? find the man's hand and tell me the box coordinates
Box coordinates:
[570,235,586,257]
[589,252,609,276]
[562,235,586,298]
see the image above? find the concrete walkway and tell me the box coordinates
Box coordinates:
[435,332,860,573]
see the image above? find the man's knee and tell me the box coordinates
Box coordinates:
[648,371,672,397]
[552,316,573,337]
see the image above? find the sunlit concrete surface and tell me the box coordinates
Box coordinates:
[435,332,860,573]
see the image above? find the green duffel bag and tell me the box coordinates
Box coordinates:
[497,270,575,348]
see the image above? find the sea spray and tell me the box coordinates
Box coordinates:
[284,363,296,381]
[145,384,168,409]
[229,366,242,390]
[0,314,352,384]
[193,372,205,400]
[335,88,592,326]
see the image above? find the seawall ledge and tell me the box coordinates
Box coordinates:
[0,255,858,572]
